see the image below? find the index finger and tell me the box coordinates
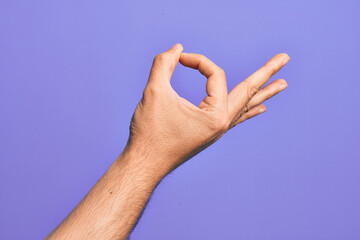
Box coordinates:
[179,53,228,103]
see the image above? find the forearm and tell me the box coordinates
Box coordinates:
[46,147,167,240]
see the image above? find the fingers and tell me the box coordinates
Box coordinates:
[229,78,287,128]
[147,43,184,87]
[229,104,266,129]
[180,53,228,104]
[228,53,290,119]
[242,79,287,114]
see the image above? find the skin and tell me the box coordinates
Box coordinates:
[45,43,290,240]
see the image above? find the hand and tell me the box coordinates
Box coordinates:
[126,43,289,175]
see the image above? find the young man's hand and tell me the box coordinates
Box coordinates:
[126,43,289,176]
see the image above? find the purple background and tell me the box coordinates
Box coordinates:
[1,0,359,239]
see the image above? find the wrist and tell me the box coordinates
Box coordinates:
[115,144,170,186]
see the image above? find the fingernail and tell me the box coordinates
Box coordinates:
[279,83,288,91]
[282,55,290,65]
[171,43,182,50]
[259,108,266,113]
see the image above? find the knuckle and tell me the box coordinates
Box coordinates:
[264,63,279,75]
[247,85,258,98]
[243,103,251,113]
[209,115,229,134]
[217,68,226,77]
[153,53,169,64]
[219,117,230,133]
[153,53,175,71]
[198,54,209,64]
[143,84,160,97]
[198,54,207,60]
[218,116,230,133]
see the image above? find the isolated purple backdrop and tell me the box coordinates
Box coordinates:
[1,0,359,239]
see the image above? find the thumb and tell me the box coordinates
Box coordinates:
[147,43,183,86]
